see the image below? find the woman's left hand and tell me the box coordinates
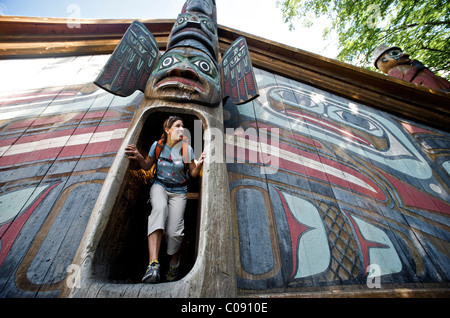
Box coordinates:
[197,151,206,166]
[190,151,206,178]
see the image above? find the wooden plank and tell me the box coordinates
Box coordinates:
[232,66,450,294]
[0,84,99,296]
[0,54,143,296]
[0,17,172,59]
[187,192,199,200]
[0,16,175,38]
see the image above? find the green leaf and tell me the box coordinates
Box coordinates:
[277,0,450,80]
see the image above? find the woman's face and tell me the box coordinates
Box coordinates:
[166,119,185,142]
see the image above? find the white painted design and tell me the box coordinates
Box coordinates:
[0,129,127,157]
[353,216,402,276]
[0,185,48,225]
[281,190,330,278]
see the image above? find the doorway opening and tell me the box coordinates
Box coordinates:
[93,111,203,284]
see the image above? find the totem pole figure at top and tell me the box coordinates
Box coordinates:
[373,44,450,92]
[95,0,259,106]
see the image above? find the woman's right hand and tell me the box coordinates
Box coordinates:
[125,144,143,161]
[125,144,154,170]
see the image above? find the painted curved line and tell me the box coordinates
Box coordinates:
[230,184,281,281]
[14,180,103,292]
[0,183,60,267]
[275,188,330,279]
[344,211,402,277]
[226,134,386,201]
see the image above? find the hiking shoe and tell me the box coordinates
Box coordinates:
[165,260,180,282]
[142,261,160,284]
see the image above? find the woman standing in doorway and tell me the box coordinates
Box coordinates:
[125,116,205,283]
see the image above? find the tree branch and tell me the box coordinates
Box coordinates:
[382,21,450,33]
[419,46,448,54]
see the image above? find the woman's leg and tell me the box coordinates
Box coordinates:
[165,192,187,258]
[142,184,169,283]
[148,229,163,263]
[147,184,169,263]
[164,192,187,281]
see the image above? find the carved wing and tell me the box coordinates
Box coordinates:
[221,37,259,105]
[94,20,160,97]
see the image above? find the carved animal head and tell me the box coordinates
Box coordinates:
[373,45,411,74]
[145,47,221,106]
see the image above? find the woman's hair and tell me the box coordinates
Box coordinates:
[161,115,183,144]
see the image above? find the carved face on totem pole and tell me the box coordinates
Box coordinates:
[373,45,410,74]
[168,11,219,61]
[94,0,259,106]
[145,0,220,105]
[372,44,450,91]
[144,47,221,105]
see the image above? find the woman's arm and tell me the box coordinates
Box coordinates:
[189,151,206,178]
[125,144,155,170]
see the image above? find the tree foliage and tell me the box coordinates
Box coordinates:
[276,0,450,79]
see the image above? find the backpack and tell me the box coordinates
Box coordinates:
[149,136,190,184]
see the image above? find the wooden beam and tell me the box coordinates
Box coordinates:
[0,16,172,58]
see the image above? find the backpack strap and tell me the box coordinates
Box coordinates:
[150,137,164,180]
[154,137,164,161]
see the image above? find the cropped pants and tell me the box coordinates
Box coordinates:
[147,183,187,255]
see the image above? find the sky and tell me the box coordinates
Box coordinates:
[0,0,339,59]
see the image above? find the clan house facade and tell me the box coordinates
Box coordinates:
[1,0,449,298]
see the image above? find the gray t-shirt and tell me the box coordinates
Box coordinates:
[149,141,194,193]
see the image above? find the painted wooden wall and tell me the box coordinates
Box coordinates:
[224,68,450,294]
[0,55,144,297]
[0,55,449,297]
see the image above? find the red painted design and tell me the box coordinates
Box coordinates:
[116,69,129,87]
[380,170,450,215]
[0,122,130,167]
[239,78,245,96]
[0,91,78,106]
[232,85,238,99]
[401,122,434,135]
[286,110,372,146]
[275,188,311,279]
[246,73,255,91]
[0,183,60,267]
[224,81,230,95]
[229,136,385,201]
[343,211,389,275]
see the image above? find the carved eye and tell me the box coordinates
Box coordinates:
[194,60,211,73]
[160,56,180,69]
[202,20,215,33]
[388,49,403,60]
[177,16,187,25]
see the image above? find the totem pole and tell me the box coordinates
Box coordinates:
[62,0,258,298]
[373,44,450,92]
[94,0,259,105]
